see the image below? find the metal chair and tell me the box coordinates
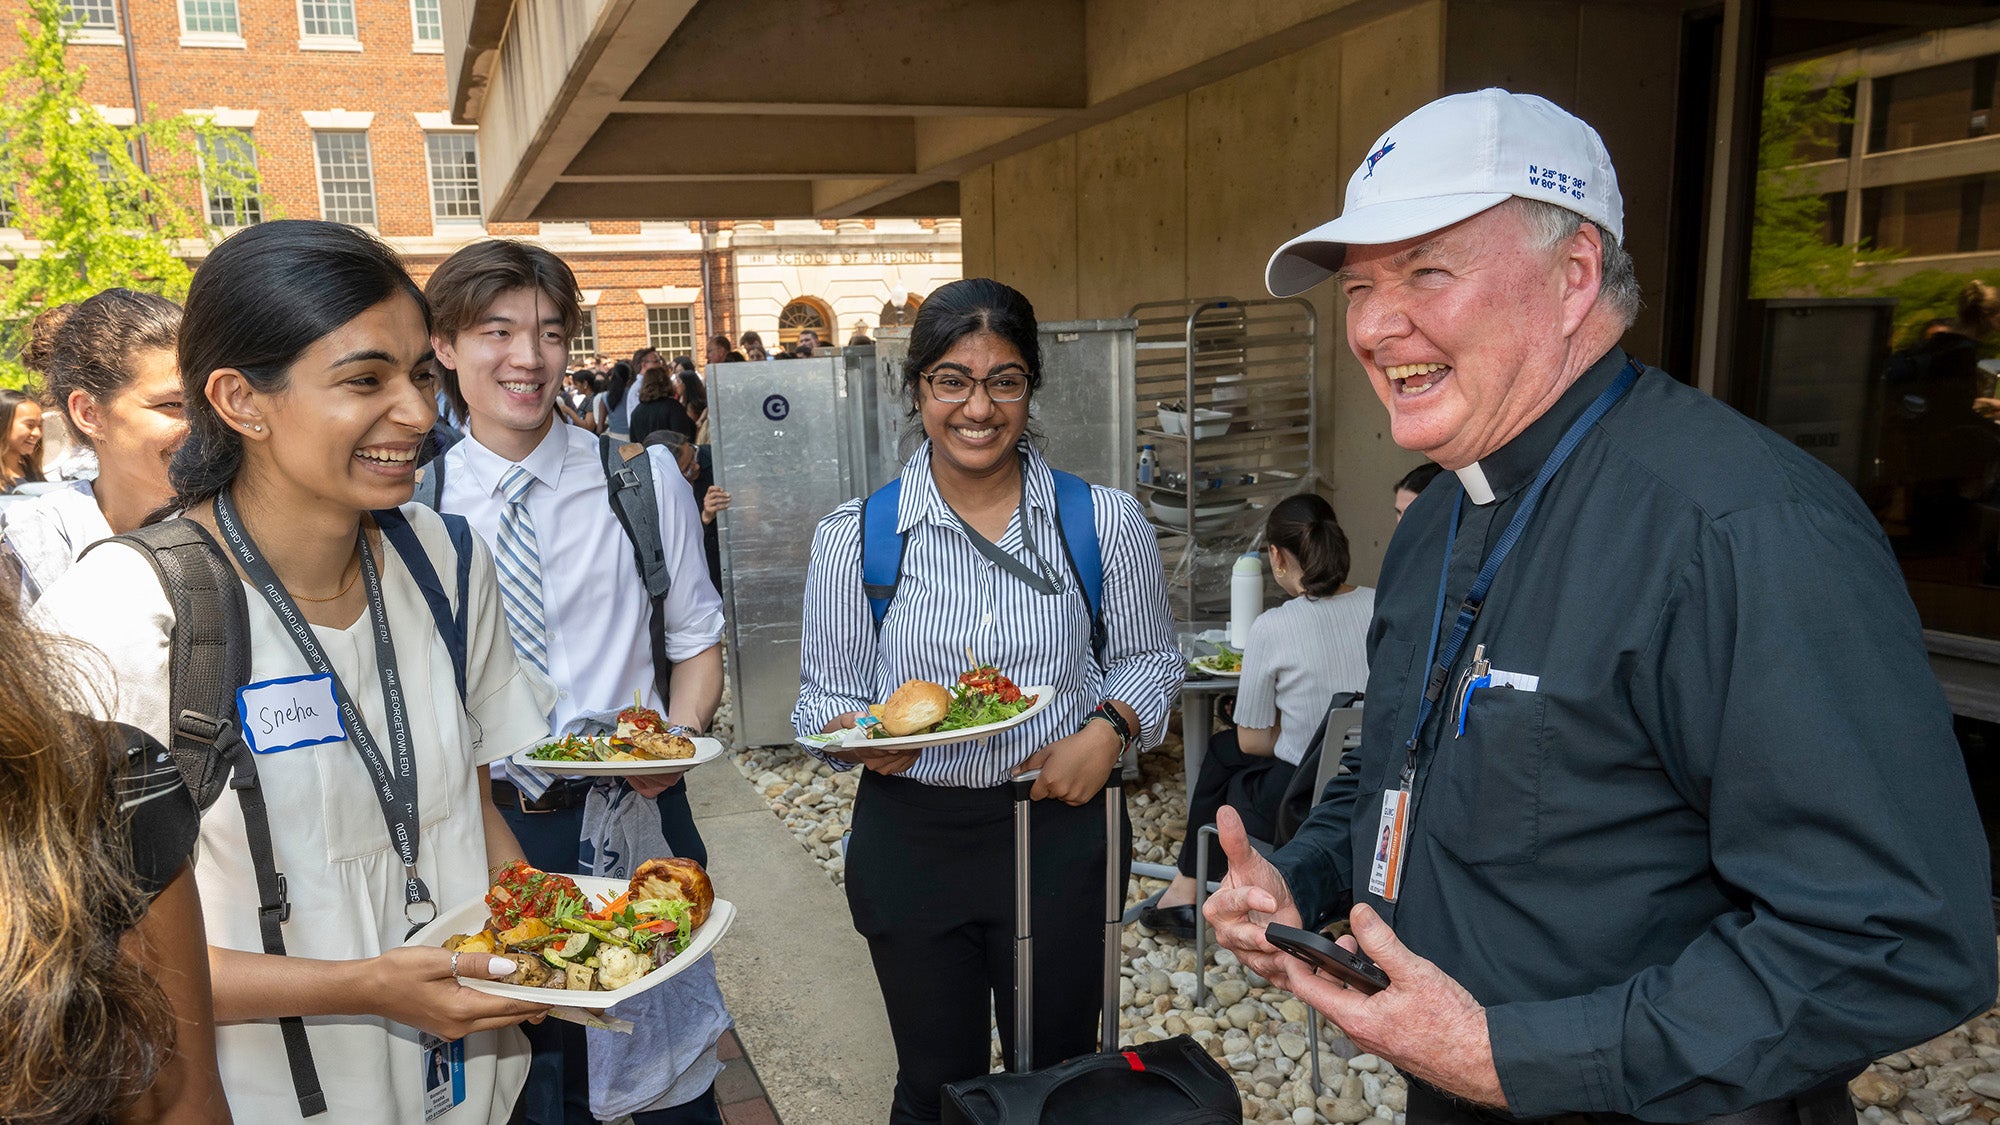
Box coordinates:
[1191,705,1364,1096]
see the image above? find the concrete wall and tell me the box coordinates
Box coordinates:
[960,3,1445,583]
[959,0,1684,584]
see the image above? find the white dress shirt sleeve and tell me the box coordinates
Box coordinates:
[792,499,872,770]
[643,448,725,661]
[1091,486,1184,750]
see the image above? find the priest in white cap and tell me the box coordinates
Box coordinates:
[1204,88,1995,1124]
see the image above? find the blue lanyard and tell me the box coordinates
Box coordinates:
[1400,359,1641,782]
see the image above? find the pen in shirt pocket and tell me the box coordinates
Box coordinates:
[1454,649,1544,737]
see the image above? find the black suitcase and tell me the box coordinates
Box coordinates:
[940,772,1242,1124]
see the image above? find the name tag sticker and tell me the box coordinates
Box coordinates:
[236,673,346,755]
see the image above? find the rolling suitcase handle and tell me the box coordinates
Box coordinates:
[1008,769,1123,1073]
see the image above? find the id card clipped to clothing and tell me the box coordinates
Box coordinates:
[1367,788,1411,902]
[420,1032,465,1120]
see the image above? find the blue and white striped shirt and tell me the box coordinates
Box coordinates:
[793,442,1183,788]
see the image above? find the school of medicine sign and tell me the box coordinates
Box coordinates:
[738,250,943,267]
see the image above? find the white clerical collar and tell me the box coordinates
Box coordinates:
[1456,462,1496,505]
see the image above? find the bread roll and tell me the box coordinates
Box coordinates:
[631,857,715,929]
[879,679,950,736]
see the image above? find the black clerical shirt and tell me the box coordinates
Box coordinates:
[1272,347,1996,1119]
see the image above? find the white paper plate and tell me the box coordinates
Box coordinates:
[511,736,726,778]
[794,685,1058,751]
[406,875,735,1007]
[1188,655,1242,678]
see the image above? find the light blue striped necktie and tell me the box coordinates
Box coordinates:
[493,464,559,800]
[494,464,550,673]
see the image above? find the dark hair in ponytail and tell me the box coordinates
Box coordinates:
[170,221,427,509]
[1264,493,1349,597]
[901,278,1041,415]
[26,289,182,451]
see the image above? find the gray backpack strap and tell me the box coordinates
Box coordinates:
[90,519,329,1117]
[410,457,443,510]
[98,520,248,809]
[597,437,674,703]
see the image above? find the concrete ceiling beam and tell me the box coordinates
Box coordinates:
[535,180,818,220]
[618,0,1087,113]
[567,114,916,177]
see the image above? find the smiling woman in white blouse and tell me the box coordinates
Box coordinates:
[792,277,1183,1125]
[33,220,554,1124]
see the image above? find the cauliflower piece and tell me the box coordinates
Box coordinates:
[597,945,650,991]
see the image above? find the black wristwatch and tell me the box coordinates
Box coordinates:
[1081,701,1133,746]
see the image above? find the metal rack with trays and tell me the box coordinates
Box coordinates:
[1128,297,1317,623]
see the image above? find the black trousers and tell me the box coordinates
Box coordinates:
[846,770,1131,1125]
[501,784,717,1125]
[1176,728,1296,878]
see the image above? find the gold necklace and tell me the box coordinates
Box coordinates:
[292,541,363,604]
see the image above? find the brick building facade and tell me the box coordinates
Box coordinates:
[1,0,958,362]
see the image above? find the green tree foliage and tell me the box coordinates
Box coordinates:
[0,0,269,389]
[1752,66,1900,297]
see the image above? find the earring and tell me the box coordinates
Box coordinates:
[248,424,261,433]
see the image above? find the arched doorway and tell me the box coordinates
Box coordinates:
[877,292,924,331]
[778,296,833,350]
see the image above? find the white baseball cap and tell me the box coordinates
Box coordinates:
[1265,88,1624,297]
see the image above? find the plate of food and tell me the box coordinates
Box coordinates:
[512,699,725,776]
[795,662,1056,751]
[409,859,734,1007]
[1189,649,1243,678]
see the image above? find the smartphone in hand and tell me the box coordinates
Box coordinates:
[1265,923,1390,994]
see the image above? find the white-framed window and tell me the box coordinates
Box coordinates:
[569,310,597,365]
[0,193,15,229]
[199,130,261,228]
[66,0,117,30]
[298,0,359,47]
[312,130,376,225]
[410,0,442,48]
[646,307,694,356]
[181,0,239,36]
[424,132,481,222]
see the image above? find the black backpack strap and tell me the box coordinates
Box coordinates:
[94,520,328,1116]
[598,436,674,703]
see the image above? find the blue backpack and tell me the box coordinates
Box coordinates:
[860,469,1107,660]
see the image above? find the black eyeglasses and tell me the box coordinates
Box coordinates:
[922,371,1031,403]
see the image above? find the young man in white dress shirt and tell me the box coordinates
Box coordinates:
[425,240,730,1125]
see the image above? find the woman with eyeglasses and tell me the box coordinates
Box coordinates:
[1139,493,1373,939]
[793,278,1181,1125]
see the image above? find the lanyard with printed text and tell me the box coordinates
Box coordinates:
[1398,359,1641,786]
[214,490,435,929]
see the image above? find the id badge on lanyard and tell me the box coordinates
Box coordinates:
[1367,785,1412,902]
[420,1033,465,1119]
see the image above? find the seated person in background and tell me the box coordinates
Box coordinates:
[1140,493,1371,939]
[1392,460,1442,522]
[1,596,230,1124]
